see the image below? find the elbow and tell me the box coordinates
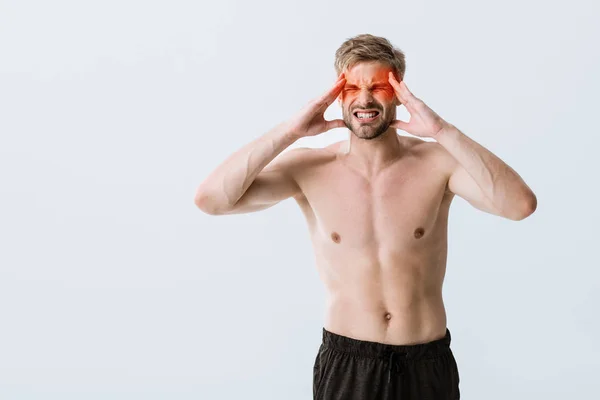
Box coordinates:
[508,192,537,221]
[194,189,222,215]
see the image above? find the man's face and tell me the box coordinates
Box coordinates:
[338,62,400,140]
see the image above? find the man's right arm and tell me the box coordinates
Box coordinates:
[194,72,347,215]
[193,121,305,215]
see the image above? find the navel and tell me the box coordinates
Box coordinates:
[331,232,341,243]
[414,227,425,239]
[384,312,392,321]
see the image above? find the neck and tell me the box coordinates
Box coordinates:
[343,127,406,177]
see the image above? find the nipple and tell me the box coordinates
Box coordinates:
[331,232,341,243]
[414,227,425,239]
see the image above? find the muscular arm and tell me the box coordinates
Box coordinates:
[437,124,537,221]
[195,72,346,215]
[194,122,305,215]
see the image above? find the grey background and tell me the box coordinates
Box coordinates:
[1,0,598,399]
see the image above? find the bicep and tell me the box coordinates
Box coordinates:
[222,169,301,214]
[447,162,502,216]
[220,148,306,215]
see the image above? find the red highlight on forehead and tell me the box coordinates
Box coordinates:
[343,63,397,84]
[341,63,397,103]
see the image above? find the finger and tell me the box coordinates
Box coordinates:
[399,81,419,109]
[399,81,419,106]
[333,71,345,83]
[316,77,346,108]
[388,72,408,105]
[391,119,409,131]
[324,118,346,131]
[400,80,414,96]
[388,72,417,108]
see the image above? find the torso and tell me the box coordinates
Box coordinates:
[291,134,457,345]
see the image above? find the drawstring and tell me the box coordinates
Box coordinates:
[387,351,408,383]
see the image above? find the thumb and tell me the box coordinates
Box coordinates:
[325,119,347,131]
[391,119,409,131]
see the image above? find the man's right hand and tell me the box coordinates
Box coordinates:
[195,73,347,215]
[285,73,347,139]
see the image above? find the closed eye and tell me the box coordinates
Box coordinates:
[344,86,389,91]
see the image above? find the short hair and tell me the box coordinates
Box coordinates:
[334,34,406,80]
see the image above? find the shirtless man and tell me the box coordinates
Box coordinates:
[194,34,537,399]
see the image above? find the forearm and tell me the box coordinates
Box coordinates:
[436,124,536,215]
[195,121,299,211]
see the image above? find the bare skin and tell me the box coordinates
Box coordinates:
[195,61,537,346]
[293,136,455,345]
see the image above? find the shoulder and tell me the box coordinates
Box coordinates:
[269,145,335,174]
[410,138,459,197]
[401,137,457,196]
[408,137,456,168]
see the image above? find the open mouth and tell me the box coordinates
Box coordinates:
[353,110,380,123]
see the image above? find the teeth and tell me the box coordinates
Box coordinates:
[357,112,377,119]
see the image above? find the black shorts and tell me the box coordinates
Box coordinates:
[313,327,460,399]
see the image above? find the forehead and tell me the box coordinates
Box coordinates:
[344,61,394,85]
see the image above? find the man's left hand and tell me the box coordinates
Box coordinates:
[388,72,450,138]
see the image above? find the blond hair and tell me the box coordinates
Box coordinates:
[334,34,406,80]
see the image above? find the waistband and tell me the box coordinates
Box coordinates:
[321,326,452,361]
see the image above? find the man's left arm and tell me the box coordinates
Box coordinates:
[387,72,537,221]
[436,124,537,221]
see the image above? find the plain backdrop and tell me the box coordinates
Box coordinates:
[1,0,599,399]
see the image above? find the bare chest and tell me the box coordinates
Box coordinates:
[295,152,453,254]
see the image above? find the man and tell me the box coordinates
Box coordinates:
[194,34,536,399]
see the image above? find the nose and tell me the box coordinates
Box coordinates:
[357,88,374,104]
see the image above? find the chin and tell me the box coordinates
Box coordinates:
[354,129,384,140]
[346,122,390,140]
[344,112,392,140]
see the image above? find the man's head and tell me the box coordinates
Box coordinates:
[334,34,406,140]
